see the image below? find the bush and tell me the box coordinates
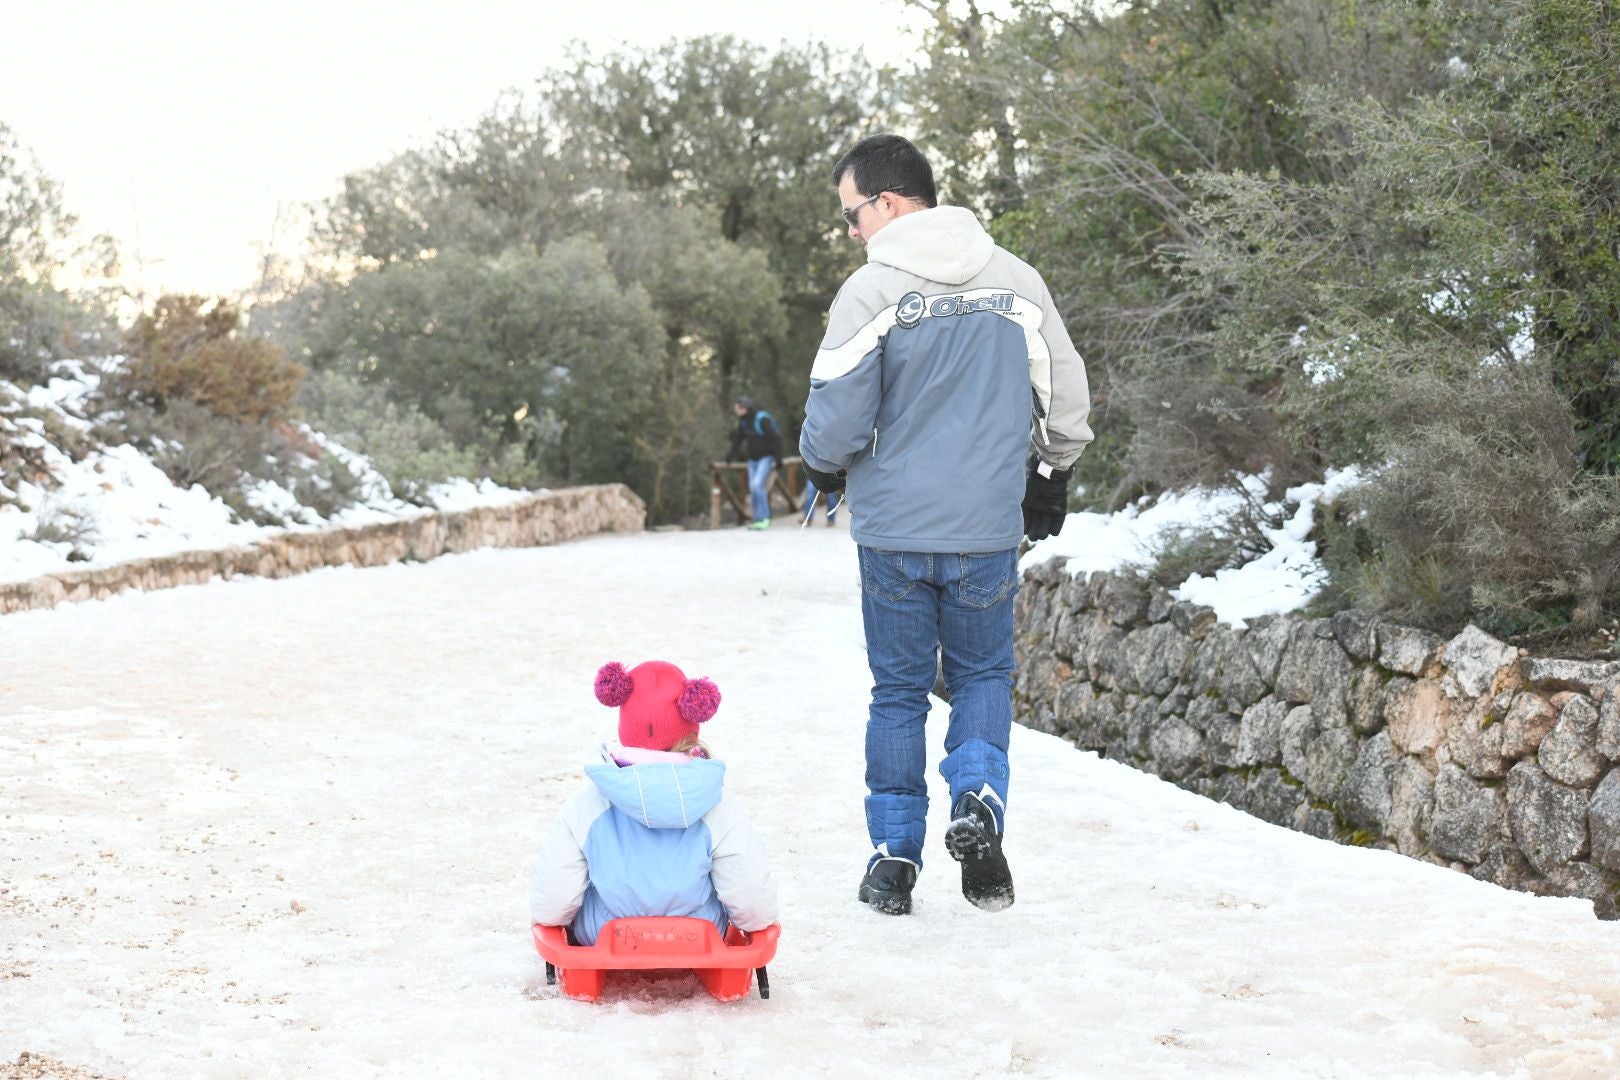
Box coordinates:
[24,496,96,561]
[295,370,480,503]
[104,397,360,526]
[114,397,282,495]
[123,295,306,423]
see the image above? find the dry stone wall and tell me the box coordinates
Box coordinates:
[0,484,644,615]
[1015,561,1620,919]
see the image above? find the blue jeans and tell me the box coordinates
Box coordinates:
[803,480,841,521]
[858,545,1018,868]
[746,456,775,522]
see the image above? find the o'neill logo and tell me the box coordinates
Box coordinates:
[895,291,926,328]
[895,290,1016,330]
[931,292,1015,317]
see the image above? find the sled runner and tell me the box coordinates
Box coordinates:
[533,917,780,1002]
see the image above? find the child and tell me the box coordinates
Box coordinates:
[530,660,778,946]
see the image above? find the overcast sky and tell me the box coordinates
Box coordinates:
[2,1,933,300]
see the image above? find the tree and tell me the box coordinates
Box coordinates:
[906,0,1464,505]
[1169,0,1620,634]
[528,36,887,409]
[0,123,95,382]
[305,240,664,488]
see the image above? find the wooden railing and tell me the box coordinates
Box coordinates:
[709,457,804,527]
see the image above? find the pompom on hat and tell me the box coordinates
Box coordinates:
[594,660,720,751]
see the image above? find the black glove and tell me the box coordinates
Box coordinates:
[804,463,847,495]
[1022,457,1072,541]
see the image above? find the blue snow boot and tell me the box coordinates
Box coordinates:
[857,857,918,915]
[945,788,1014,912]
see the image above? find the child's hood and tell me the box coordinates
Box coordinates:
[583,757,727,829]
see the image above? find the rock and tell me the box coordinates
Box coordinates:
[1384,677,1456,757]
[1279,704,1358,801]
[1443,625,1520,698]
[1428,765,1507,864]
[1147,586,1176,623]
[1212,772,1248,808]
[1183,693,1228,732]
[1072,615,1128,690]
[1499,692,1558,760]
[1237,696,1290,767]
[1386,758,1435,854]
[1205,715,1243,769]
[1588,768,1620,874]
[1538,861,1620,914]
[1096,572,1151,626]
[1052,678,1098,743]
[1340,731,1400,833]
[1274,625,1354,723]
[1120,622,1193,696]
[1148,718,1205,781]
[1376,623,1445,676]
[1506,761,1590,875]
[1085,689,1125,748]
[1538,694,1607,787]
[1598,682,1620,761]
[1446,693,1511,781]
[1017,649,1059,708]
[1185,625,1270,709]
[1348,668,1390,736]
[1292,803,1339,840]
[1244,768,1303,827]
[1169,599,1218,639]
[1244,615,1294,686]
[1120,694,1159,760]
[1330,609,1379,662]
[1059,571,1093,613]
[1157,690,1191,717]
[1519,657,1620,694]
[1470,843,1538,891]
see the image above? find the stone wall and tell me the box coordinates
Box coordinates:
[1015,561,1620,918]
[0,484,645,615]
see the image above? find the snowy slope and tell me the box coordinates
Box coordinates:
[2,525,1616,1079]
[0,360,530,585]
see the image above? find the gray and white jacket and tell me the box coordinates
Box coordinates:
[799,206,1092,553]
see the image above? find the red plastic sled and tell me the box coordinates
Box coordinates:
[532,917,780,1003]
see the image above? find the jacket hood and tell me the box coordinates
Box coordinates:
[584,757,727,829]
[865,205,995,285]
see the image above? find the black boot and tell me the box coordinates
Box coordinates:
[857,857,918,915]
[945,789,1014,912]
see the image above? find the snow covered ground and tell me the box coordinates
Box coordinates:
[0,360,532,586]
[3,524,1618,1079]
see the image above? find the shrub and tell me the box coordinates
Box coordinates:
[294,370,479,503]
[24,496,96,561]
[115,397,282,495]
[123,295,306,423]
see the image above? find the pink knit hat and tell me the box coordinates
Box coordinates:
[594,660,721,751]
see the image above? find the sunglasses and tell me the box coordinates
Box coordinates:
[841,192,881,230]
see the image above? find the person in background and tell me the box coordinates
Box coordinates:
[802,476,841,527]
[726,396,784,531]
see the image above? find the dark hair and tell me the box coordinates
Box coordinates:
[733,395,755,410]
[832,134,937,208]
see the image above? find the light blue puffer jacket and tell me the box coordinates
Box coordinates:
[529,757,778,946]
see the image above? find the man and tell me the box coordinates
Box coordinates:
[726,395,783,530]
[800,134,1092,915]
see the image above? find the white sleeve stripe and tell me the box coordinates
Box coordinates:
[813,288,1052,407]
[811,305,901,381]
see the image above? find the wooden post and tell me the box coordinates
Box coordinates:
[710,484,721,530]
